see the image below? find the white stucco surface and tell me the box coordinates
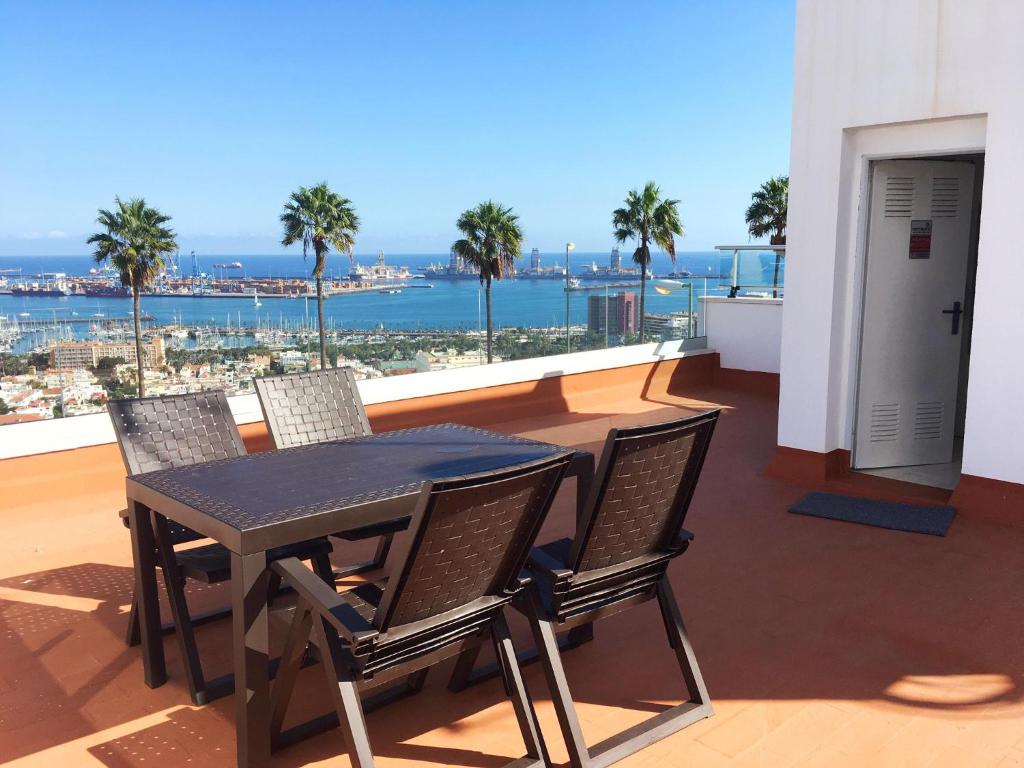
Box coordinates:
[702,297,782,374]
[779,0,1024,484]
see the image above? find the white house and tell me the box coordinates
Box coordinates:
[769,0,1024,521]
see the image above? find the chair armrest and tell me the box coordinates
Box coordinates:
[118,508,130,529]
[527,546,573,583]
[271,558,378,647]
[668,528,695,552]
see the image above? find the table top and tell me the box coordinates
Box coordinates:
[127,423,583,553]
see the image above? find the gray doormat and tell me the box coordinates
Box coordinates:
[789,492,956,536]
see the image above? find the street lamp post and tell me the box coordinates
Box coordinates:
[565,242,575,353]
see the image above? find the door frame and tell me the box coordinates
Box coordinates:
[849,151,984,470]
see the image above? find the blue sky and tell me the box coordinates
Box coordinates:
[0,1,794,256]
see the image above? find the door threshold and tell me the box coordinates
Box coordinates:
[855,460,962,491]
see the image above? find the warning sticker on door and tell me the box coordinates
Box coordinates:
[909,220,932,259]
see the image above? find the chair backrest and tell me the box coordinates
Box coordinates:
[569,410,720,573]
[254,367,372,449]
[107,390,247,476]
[374,452,572,632]
[107,391,247,546]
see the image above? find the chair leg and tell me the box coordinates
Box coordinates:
[312,616,375,768]
[447,638,485,692]
[492,611,550,767]
[125,590,142,647]
[151,511,209,706]
[526,598,591,768]
[312,553,337,588]
[270,602,313,747]
[656,577,712,711]
[332,533,394,579]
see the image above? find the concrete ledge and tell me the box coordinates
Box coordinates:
[0,340,713,460]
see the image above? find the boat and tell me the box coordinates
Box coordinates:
[253,289,262,308]
[213,261,243,270]
[379,288,402,295]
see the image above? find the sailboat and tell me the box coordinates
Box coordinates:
[253,289,262,308]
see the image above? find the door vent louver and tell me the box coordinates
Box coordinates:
[913,401,944,440]
[883,177,914,218]
[931,177,960,218]
[869,403,900,442]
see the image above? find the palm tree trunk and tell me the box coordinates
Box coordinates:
[485,276,493,364]
[132,286,145,397]
[770,233,784,299]
[638,262,647,344]
[316,274,327,369]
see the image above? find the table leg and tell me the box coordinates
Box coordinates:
[127,499,166,688]
[232,550,271,768]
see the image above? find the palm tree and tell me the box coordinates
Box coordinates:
[452,201,523,364]
[745,175,789,298]
[87,198,176,397]
[280,183,359,369]
[612,182,684,343]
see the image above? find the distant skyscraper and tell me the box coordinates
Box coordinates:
[449,248,462,270]
[530,248,540,271]
[610,247,621,271]
[587,292,638,336]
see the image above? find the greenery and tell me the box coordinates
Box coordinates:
[452,201,524,364]
[613,182,684,343]
[88,197,177,396]
[745,175,788,297]
[281,182,360,371]
[93,355,127,372]
[0,352,48,376]
[0,397,9,415]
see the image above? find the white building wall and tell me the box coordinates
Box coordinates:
[780,0,1024,484]
[702,297,782,373]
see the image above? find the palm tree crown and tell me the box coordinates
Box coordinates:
[745,175,788,245]
[452,201,523,363]
[612,182,684,343]
[88,197,176,292]
[745,175,788,297]
[281,182,359,277]
[87,197,177,398]
[452,201,523,282]
[280,182,359,369]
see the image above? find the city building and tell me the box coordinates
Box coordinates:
[643,312,695,341]
[49,337,166,370]
[587,292,638,337]
[529,248,541,271]
[610,247,621,271]
[413,348,495,372]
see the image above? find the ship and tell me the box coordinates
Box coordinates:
[82,283,129,297]
[349,251,414,283]
[11,283,71,297]
[213,261,243,270]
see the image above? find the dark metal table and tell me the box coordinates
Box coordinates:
[124,423,594,768]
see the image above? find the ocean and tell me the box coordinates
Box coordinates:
[0,251,782,351]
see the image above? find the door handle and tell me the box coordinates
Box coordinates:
[941,301,962,335]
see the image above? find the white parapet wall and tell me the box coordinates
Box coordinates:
[700,296,782,374]
[0,339,712,461]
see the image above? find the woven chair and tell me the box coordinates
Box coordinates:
[110,391,335,705]
[254,367,404,576]
[515,410,720,768]
[267,451,574,767]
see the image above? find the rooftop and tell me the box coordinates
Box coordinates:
[2,355,1022,767]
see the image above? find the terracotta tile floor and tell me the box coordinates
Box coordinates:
[2,384,1024,767]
